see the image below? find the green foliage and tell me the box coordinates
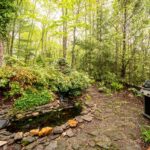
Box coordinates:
[98,72,123,92]
[0,66,91,109]
[110,82,123,91]
[0,0,16,38]
[141,126,150,143]
[9,81,22,97]
[14,89,53,111]
[0,78,9,88]
[56,71,91,96]
[128,88,142,97]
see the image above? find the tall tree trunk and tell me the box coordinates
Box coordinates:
[71,27,76,69]
[115,40,119,74]
[9,17,17,56]
[0,40,4,67]
[62,7,67,59]
[71,3,80,69]
[121,0,127,79]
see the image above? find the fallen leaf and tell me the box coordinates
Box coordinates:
[38,127,53,137]
[68,119,78,127]
[30,129,39,136]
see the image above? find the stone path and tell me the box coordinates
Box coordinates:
[48,86,149,150]
[0,86,150,150]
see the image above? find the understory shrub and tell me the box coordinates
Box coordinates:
[128,88,142,97]
[0,65,91,110]
[141,126,150,143]
[56,71,91,96]
[98,72,123,92]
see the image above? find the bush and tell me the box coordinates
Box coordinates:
[0,66,91,109]
[141,126,150,143]
[98,72,123,92]
[110,82,123,91]
[56,71,91,96]
[128,88,142,97]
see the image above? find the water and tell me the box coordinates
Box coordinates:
[7,106,82,133]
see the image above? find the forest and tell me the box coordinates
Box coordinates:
[0,0,150,150]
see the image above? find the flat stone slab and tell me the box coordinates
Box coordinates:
[0,141,7,147]
[81,114,93,122]
[0,119,9,129]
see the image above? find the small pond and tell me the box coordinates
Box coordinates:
[7,105,82,133]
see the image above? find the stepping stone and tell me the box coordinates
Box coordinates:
[81,114,93,122]
[45,141,57,150]
[65,129,74,137]
[95,135,112,149]
[75,116,83,123]
[0,141,7,147]
[22,136,35,145]
[53,126,63,134]
[14,132,23,141]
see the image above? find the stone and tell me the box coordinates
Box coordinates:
[85,101,94,107]
[0,141,7,147]
[49,134,60,140]
[88,141,95,147]
[24,132,30,137]
[61,123,69,130]
[53,126,63,134]
[98,88,105,92]
[81,114,93,122]
[81,109,89,115]
[14,132,23,141]
[16,114,24,119]
[25,141,37,150]
[8,139,15,145]
[34,144,44,150]
[75,116,83,123]
[2,144,8,150]
[45,141,58,150]
[32,112,39,117]
[88,130,99,136]
[95,135,112,149]
[65,129,74,137]
[0,119,9,129]
[22,136,35,146]
[13,144,22,150]
[72,143,80,150]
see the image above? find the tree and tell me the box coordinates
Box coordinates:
[0,0,16,66]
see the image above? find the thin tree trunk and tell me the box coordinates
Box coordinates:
[71,27,76,69]
[0,40,4,67]
[62,7,67,59]
[9,17,17,56]
[121,0,127,79]
[71,3,80,68]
